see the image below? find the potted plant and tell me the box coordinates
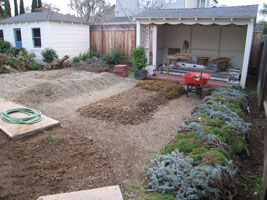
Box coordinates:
[131,47,147,80]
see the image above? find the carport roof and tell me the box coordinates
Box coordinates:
[134,5,258,19]
[0,11,88,24]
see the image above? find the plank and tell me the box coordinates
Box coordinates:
[0,99,60,139]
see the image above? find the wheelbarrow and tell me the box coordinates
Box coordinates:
[184,70,211,98]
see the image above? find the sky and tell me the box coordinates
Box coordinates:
[9,0,267,20]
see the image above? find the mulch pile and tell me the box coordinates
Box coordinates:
[136,80,186,99]
[78,87,168,125]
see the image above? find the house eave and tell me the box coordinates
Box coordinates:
[0,20,90,26]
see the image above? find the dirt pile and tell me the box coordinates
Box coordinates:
[136,80,186,99]
[79,87,168,125]
[0,128,115,200]
[14,72,125,104]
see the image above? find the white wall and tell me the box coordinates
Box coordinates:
[49,22,90,59]
[0,21,50,60]
[157,24,246,69]
[0,21,89,62]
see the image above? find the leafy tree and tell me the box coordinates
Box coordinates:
[69,0,114,23]
[31,0,37,12]
[14,0,18,16]
[19,0,25,14]
[4,0,11,17]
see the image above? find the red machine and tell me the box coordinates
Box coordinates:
[184,71,211,98]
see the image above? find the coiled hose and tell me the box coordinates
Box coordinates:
[1,108,42,124]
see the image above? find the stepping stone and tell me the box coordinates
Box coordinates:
[0,98,60,139]
[37,185,123,200]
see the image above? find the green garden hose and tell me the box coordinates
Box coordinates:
[1,108,42,124]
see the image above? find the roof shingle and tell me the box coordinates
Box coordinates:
[0,11,87,24]
[134,5,258,19]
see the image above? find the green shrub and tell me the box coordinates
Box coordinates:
[6,57,19,68]
[9,47,27,57]
[89,50,97,58]
[0,40,11,54]
[131,47,147,70]
[110,45,122,64]
[41,48,58,63]
[0,53,9,65]
[81,52,89,61]
[72,56,81,63]
[29,61,41,70]
[103,52,112,64]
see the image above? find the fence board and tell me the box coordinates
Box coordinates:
[90,24,136,57]
[257,36,267,109]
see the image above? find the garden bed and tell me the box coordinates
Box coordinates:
[144,86,254,199]
[79,87,168,125]
[79,81,186,125]
[0,128,116,200]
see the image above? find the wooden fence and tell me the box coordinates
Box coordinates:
[90,24,136,57]
[259,36,267,200]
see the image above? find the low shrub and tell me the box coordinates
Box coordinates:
[0,53,9,65]
[72,56,81,63]
[103,53,112,64]
[8,47,27,57]
[5,57,19,68]
[110,45,122,64]
[29,61,41,70]
[41,48,58,63]
[88,50,97,58]
[81,52,89,61]
[0,40,11,54]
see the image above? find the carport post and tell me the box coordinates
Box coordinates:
[152,25,157,67]
[136,21,141,47]
[240,21,254,89]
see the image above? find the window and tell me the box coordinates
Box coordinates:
[140,0,152,8]
[0,30,4,40]
[166,0,176,3]
[32,28,41,48]
[199,0,206,8]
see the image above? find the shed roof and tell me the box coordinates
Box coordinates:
[134,5,258,19]
[0,11,88,24]
[102,17,134,24]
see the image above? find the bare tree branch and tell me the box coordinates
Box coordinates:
[69,0,113,24]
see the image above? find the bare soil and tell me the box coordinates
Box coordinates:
[0,68,202,200]
[79,87,168,125]
[234,92,266,200]
[75,61,113,73]
[0,128,116,200]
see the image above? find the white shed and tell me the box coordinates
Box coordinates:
[0,11,90,61]
[134,5,259,88]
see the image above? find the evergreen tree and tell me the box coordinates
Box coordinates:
[4,0,11,17]
[13,0,18,16]
[31,0,37,12]
[0,5,7,19]
[37,0,42,8]
[19,0,25,14]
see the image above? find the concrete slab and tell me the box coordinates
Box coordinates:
[0,98,60,139]
[37,185,123,200]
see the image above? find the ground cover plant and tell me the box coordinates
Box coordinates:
[144,85,251,200]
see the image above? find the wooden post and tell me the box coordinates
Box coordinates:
[136,21,141,47]
[101,25,104,55]
[152,25,157,67]
[240,21,254,89]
